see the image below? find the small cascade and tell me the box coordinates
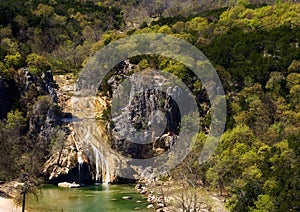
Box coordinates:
[92,145,100,184]
[91,144,110,184]
[100,150,110,184]
[77,151,84,184]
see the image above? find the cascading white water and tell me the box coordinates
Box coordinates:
[91,144,110,184]
[76,129,90,184]
[78,125,110,184]
[92,145,100,183]
[77,152,84,183]
[100,149,110,184]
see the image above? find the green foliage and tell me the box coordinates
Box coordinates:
[92,4,300,210]
[1,1,300,211]
[158,25,172,34]
[206,26,300,87]
[4,52,24,69]
[138,59,150,70]
[160,59,190,81]
[265,71,285,97]
[0,0,124,74]
[0,122,21,180]
[289,84,300,107]
[286,73,300,89]
[5,109,27,132]
[251,194,276,212]
[0,62,13,80]
[288,60,300,73]
[26,53,51,76]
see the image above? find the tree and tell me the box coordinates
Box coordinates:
[26,53,51,76]
[286,73,300,90]
[5,109,27,132]
[265,71,285,98]
[32,4,55,18]
[289,85,300,108]
[175,183,205,212]
[185,17,209,35]
[4,52,23,69]
[288,60,300,73]
[251,194,276,212]
[0,122,20,180]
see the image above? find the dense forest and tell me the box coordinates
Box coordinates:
[0,0,300,211]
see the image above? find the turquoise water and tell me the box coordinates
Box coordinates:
[26,184,153,212]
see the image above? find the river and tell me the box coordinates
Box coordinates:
[26,184,152,212]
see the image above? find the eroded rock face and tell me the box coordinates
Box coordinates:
[41,70,58,103]
[73,61,197,182]
[44,59,209,184]
[19,68,62,143]
[43,132,94,185]
[111,87,181,159]
[0,68,58,119]
[15,68,58,103]
[85,62,194,182]
[43,74,94,184]
[55,61,184,183]
[106,65,182,161]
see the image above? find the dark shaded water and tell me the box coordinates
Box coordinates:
[26,184,152,212]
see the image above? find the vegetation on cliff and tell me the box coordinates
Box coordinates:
[97,2,300,211]
[0,0,300,211]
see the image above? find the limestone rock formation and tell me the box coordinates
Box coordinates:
[43,74,94,184]
[44,60,207,184]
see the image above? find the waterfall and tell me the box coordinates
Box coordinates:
[92,145,100,184]
[78,126,110,184]
[77,152,83,184]
[91,144,110,184]
[76,128,89,185]
[100,150,111,184]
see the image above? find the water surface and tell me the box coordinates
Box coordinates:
[27,184,152,212]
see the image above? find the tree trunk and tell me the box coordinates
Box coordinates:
[22,190,26,212]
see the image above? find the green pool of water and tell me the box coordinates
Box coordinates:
[26,184,152,212]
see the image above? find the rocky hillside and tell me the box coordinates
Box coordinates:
[42,58,210,184]
[0,68,61,182]
[1,1,300,211]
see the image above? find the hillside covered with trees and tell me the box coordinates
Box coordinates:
[0,0,300,211]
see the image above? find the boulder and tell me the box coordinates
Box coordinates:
[122,196,132,200]
[147,204,154,209]
[58,182,80,188]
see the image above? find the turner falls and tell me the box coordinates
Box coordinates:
[45,68,185,184]
[40,70,228,212]
[44,73,121,184]
[46,63,198,183]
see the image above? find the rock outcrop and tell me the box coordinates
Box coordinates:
[43,59,209,184]
[43,74,94,184]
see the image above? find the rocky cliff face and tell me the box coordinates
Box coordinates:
[15,68,58,103]
[43,74,94,184]
[93,61,199,181]
[43,60,186,183]
[0,68,58,119]
[109,72,182,159]
[17,68,61,140]
[0,67,67,183]
[44,60,209,184]
[0,68,61,134]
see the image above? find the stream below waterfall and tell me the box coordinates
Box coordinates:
[26,184,153,212]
